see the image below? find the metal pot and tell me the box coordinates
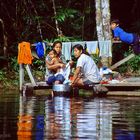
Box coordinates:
[52,84,71,92]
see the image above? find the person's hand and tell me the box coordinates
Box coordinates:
[70,81,74,87]
[69,60,74,66]
[113,37,120,41]
[59,63,65,68]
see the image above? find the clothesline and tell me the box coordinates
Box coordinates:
[18,40,122,65]
[33,40,114,60]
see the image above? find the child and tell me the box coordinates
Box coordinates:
[111,19,140,54]
[46,49,65,84]
[46,49,63,73]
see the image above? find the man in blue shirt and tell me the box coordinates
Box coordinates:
[111,19,140,54]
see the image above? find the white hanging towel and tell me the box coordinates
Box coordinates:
[99,40,112,57]
[86,41,99,55]
[63,62,71,81]
[62,42,72,61]
[55,62,71,84]
[72,41,86,49]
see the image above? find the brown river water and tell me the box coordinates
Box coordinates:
[0,89,140,140]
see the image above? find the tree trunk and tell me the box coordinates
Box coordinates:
[95,0,104,40]
[95,0,111,40]
[52,0,61,36]
[0,18,8,57]
[95,0,111,67]
[101,0,111,40]
[29,0,43,40]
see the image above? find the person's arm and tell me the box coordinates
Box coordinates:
[46,62,65,70]
[113,37,120,41]
[71,66,81,85]
[46,59,54,65]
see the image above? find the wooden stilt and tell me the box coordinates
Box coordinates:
[19,64,24,91]
[25,64,37,87]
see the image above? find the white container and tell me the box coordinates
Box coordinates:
[52,84,70,92]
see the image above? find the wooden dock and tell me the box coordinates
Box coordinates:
[22,78,140,96]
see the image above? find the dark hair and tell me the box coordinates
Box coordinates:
[73,44,90,56]
[48,49,58,56]
[111,19,120,25]
[52,40,62,48]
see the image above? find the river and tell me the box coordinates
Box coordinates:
[0,89,140,140]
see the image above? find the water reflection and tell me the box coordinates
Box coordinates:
[17,96,36,140]
[1,90,140,139]
[0,90,19,139]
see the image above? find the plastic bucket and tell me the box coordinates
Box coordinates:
[52,84,70,92]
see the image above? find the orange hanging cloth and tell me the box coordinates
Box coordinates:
[18,41,33,64]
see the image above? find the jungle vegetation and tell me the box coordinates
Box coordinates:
[0,0,140,87]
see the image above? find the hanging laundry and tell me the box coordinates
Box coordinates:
[86,41,99,55]
[62,42,72,61]
[72,41,86,49]
[18,41,33,64]
[42,42,46,55]
[98,40,112,57]
[35,42,45,58]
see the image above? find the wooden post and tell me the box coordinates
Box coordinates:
[19,64,24,91]
[25,64,37,87]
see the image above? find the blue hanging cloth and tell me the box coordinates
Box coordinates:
[35,42,45,58]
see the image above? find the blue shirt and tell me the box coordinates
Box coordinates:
[113,27,134,44]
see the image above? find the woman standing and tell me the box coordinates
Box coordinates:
[71,44,101,86]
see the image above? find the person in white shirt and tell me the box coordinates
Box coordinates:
[71,44,101,86]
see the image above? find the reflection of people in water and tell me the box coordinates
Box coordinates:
[44,97,63,139]
[17,96,35,140]
[36,115,45,140]
[44,96,84,139]
[17,115,33,140]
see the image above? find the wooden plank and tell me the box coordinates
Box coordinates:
[25,64,37,86]
[24,82,52,90]
[31,50,39,59]
[103,82,140,87]
[110,53,135,70]
[107,91,140,96]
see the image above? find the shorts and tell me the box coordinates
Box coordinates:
[132,34,140,55]
[46,74,65,85]
[83,79,99,85]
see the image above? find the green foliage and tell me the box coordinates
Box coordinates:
[90,54,100,64]
[10,57,19,72]
[32,59,45,71]
[0,70,6,81]
[119,50,140,74]
[54,8,78,22]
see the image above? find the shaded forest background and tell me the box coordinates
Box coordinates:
[0,0,140,57]
[0,0,140,87]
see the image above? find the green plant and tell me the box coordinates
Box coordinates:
[90,54,100,64]
[0,70,6,81]
[119,50,140,74]
[10,56,19,72]
[32,59,45,71]
[53,8,78,22]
